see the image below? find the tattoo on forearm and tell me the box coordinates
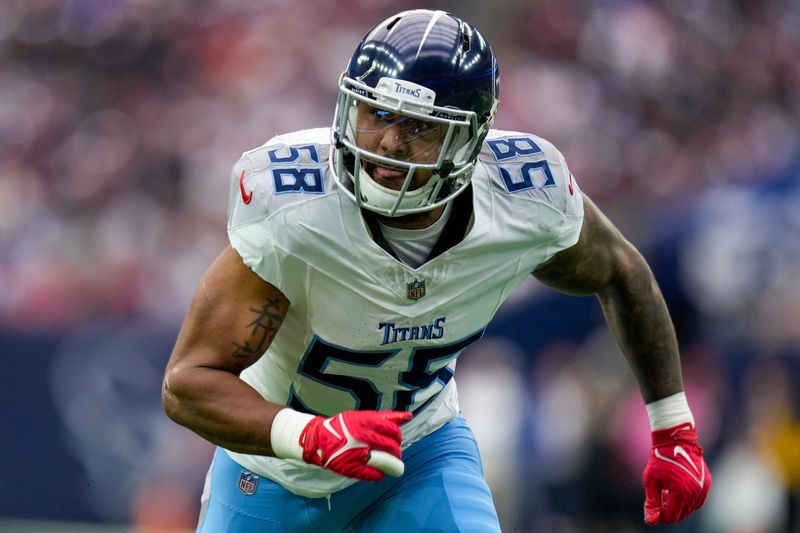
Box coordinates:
[231,297,283,363]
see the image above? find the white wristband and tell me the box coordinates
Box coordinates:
[646,391,694,431]
[270,408,315,460]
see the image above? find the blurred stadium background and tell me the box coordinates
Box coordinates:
[1,0,799,531]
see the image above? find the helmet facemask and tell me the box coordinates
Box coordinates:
[331,74,493,217]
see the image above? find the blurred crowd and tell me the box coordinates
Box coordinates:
[1,0,799,531]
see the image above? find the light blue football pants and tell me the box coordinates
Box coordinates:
[197,415,501,532]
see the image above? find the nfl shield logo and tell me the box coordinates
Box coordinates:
[407,278,426,300]
[238,471,259,495]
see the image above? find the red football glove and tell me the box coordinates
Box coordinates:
[643,423,711,525]
[300,410,412,482]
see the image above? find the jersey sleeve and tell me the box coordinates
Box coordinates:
[545,143,583,259]
[226,149,289,294]
[225,129,332,300]
[480,130,584,265]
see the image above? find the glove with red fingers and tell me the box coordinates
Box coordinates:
[270,408,413,481]
[643,422,711,525]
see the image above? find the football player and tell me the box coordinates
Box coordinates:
[162,9,711,531]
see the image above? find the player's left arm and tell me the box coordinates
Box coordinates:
[533,194,711,526]
[534,194,681,402]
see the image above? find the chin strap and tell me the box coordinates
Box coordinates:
[356,164,439,211]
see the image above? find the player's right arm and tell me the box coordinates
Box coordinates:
[162,243,409,480]
[162,245,290,456]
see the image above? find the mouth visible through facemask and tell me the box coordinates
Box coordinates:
[364,162,411,190]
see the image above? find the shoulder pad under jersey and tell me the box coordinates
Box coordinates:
[227,128,333,230]
[478,129,583,219]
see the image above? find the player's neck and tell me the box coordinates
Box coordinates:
[376,206,445,230]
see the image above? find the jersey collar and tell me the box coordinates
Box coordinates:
[361,185,474,266]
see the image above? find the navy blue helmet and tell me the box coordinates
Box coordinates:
[331,10,499,216]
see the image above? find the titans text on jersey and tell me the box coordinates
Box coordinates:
[379,317,446,345]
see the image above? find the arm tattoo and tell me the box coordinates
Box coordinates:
[230,296,284,366]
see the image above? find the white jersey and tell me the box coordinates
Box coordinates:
[225,127,583,497]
